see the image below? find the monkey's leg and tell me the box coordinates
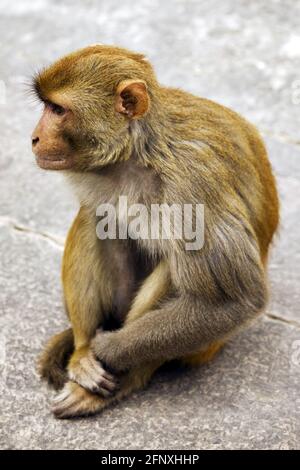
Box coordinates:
[52,261,170,418]
[125,260,170,323]
[128,262,225,368]
[39,208,117,394]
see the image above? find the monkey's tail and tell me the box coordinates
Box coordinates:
[37,328,74,391]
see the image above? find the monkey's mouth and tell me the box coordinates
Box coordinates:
[36,155,73,171]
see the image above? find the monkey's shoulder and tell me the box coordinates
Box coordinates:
[164,86,263,151]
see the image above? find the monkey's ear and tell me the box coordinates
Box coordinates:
[115,80,149,119]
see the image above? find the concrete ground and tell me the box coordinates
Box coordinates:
[0,0,299,450]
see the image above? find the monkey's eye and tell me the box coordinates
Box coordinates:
[47,101,66,116]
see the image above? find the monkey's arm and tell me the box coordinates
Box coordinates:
[63,207,112,348]
[62,207,118,394]
[92,225,267,372]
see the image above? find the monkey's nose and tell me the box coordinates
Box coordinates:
[32,136,39,146]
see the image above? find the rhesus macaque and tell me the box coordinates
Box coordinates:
[32,45,279,418]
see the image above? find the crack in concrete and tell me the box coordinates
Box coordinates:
[0,216,64,249]
[266,312,300,330]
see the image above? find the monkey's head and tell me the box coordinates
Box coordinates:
[31,45,158,171]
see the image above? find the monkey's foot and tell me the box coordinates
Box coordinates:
[52,381,109,419]
[68,348,119,397]
[53,363,161,419]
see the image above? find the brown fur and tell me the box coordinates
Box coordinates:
[37,328,73,390]
[33,45,279,418]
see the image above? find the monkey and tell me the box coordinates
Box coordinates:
[31,45,279,418]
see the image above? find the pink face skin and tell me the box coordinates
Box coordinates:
[31,102,74,171]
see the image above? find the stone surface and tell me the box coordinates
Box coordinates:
[0,0,299,450]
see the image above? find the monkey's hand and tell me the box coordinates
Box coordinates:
[91,330,129,372]
[67,346,119,397]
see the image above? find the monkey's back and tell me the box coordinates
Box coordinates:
[163,87,279,262]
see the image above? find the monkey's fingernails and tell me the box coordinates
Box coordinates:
[102,370,115,382]
[91,385,105,395]
[99,377,119,392]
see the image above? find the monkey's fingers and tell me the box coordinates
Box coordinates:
[52,382,109,419]
[68,353,119,396]
[78,355,118,396]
